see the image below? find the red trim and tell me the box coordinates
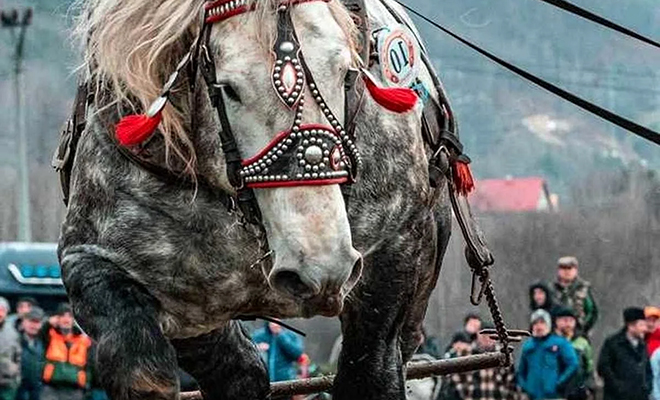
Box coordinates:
[247,177,348,188]
[205,0,331,24]
[241,123,338,167]
[205,6,253,24]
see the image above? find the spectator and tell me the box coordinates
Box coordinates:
[440,327,519,400]
[651,347,659,400]
[445,314,482,353]
[517,309,578,400]
[416,327,442,359]
[7,297,37,332]
[528,282,557,314]
[553,307,593,400]
[16,307,45,400]
[0,297,21,400]
[550,256,598,336]
[443,332,473,359]
[41,303,92,400]
[252,322,304,383]
[646,306,660,357]
[463,314,482,343]
[597,307,652,400]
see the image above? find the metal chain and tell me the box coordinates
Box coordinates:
[475,268,512,366]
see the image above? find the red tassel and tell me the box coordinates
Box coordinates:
[452,159,475,196]
[362,73,418,113]
[115,112,162,146]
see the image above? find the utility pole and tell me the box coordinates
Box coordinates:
[1,7,32,242]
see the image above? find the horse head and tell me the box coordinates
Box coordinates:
[198,0,364,314]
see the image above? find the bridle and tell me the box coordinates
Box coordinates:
[192,0,365,225]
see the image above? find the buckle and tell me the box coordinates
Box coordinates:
[51,119,74,171]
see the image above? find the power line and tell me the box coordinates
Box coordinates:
[396,1,660,146]
[438,64,660,96]
[533,0,660,50]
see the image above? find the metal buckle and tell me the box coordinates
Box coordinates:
[51,119,74,171]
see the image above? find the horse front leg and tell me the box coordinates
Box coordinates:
[172,321,269,400]
[61,250,179,400]
[333,250,418,400]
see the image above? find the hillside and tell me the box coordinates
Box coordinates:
[1,0,658,201]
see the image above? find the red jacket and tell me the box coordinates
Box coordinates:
[647,327,660,357]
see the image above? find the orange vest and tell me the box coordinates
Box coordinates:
[43,328,92,388]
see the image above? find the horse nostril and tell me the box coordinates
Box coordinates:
[271,270,319,300]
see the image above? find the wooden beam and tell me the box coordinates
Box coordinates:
[180,352,506,399]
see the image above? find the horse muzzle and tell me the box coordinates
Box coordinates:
[267,248,363,316]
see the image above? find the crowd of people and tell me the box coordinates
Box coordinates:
[0,255,657,400]
[0,298,103,400]
[429,255,659,400]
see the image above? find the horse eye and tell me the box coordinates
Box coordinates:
[221,84,241,103]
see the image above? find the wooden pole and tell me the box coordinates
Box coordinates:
[180,352,506,400]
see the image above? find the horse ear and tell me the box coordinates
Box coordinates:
[361,69,418,113]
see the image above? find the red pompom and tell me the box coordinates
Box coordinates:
[362,73,418,113]
[452,159,475,196]
[115,112,162,146]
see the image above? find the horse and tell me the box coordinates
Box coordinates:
[56,0,466,398]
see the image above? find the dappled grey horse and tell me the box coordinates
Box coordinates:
[55,0,471,398]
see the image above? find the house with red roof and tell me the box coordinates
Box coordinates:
[471,176,556,213]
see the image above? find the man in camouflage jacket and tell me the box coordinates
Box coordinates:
[551,256,598,336]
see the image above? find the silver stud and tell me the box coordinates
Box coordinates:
[284,56,291,62]
[272,155,278,161]
[296,174,303,179]
[305,165,312,171]
[279,41,295,53]
[312,166,319,172]
[292,59,299,64]
[276,60,283,65]
[276,150,283,156]
[281,145,288,151]
[275,66,281,72]
[312,173,318,179]
[283,175,288,180]
[319,172,326,178]
[304,173,311,179]
[299,160,306,166]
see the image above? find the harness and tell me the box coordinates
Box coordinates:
[53,0,522,365]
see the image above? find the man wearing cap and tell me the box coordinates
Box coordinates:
[598,307,652,400]
[550,256,598,337]
[7,297,37,332]
[517,309,578,400]
[554,307,593,400]
[41,303,92,400]
[646,306,660,357]
[16,307,45,400]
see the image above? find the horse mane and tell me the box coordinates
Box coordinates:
[74,0,358,174]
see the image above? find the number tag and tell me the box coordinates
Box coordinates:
[376,25,421,88]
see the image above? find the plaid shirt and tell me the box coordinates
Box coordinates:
[440,349,524,400]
